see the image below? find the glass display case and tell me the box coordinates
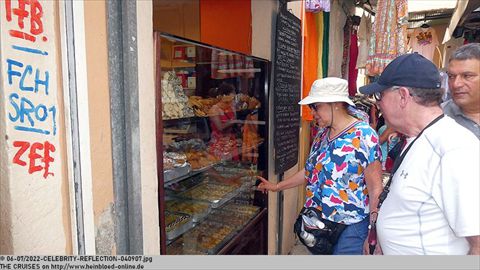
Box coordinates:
[154,33,270,255]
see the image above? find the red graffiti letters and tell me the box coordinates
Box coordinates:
[4,0,45,42]
[12,140,55,178]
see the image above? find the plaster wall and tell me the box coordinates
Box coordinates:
[137,0,160,255]
[83,0,115,255]
[0,0,72,254]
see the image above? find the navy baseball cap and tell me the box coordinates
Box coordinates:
[359,53,441,95]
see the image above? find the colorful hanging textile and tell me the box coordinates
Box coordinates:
[316,12,324,79]
[305,0,331,13]
[366,0,408,76]
[302,12,319,121]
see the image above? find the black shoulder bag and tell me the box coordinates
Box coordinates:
[293,207,347,255]
[367,114,444,254]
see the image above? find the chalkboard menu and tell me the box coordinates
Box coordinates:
[273,6,302,174]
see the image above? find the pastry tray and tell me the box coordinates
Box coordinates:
[181,219,237,254]
[175,181,241,209]
[166,237,206,255]
[165,210,195,241]
[164,163,191,183]
[165,198,212,223]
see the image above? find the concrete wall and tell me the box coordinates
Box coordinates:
[0,0,72,254]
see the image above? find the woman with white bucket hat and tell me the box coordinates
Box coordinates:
[258,77,383,255]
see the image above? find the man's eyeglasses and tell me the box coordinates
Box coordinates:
[373,92,383,101]
[373,86,402,101]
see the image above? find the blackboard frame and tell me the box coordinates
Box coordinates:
[272,4,302,174]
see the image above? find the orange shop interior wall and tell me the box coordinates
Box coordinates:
[200,0,252,55]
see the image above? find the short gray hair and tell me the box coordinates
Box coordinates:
[405,86,444,106]
[449,43,480,62]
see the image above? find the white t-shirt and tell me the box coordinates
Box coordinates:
[377,116,480,255]
[408,27,439,61]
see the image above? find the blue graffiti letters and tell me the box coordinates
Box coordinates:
[6,58,49,95]
[8,93,57,135]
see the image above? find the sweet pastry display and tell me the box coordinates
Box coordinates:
[183,220,236,253]
[163,151,188,167]
[165,211,192,233]
[167,138,207,152]
[188,94,261,117]
[167,237,206,255]
[188,96,219,117]
[162,71,195,120]
[178,182,236,203]
[208,209,251,230]
[222,202,260,217]
[166,199,211,221]
[165,174,204,193]
[186,150,220,170]
[163,151,191,182]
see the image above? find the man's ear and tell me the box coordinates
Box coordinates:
[398,87,411,108]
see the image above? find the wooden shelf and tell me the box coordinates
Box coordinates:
[161,59,196,69]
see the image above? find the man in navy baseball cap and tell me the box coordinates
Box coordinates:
[359,52,480,256]
[359,53,442,96]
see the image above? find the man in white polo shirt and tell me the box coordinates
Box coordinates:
[359,53,480,255]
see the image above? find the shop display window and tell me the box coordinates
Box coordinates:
[155,33,270,255]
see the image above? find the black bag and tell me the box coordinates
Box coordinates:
[387,139,402,160]
[293,207,347,255]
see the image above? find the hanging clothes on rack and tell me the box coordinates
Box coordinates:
[328,0,347,78]
[366,0,408,76]
[305,0,331,13]
[302,11,319,121]
[408,26,440,61]
[341,16,352,79]
[356,13,372,69]
[348,17,360,96]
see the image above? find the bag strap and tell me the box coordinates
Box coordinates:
[377,114,444,210]
[368,114,444,255]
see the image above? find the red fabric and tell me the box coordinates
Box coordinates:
[348,32,359,96]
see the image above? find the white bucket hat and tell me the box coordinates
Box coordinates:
[298,77,355,106]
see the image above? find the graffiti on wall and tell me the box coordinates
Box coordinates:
[2,0,57,179]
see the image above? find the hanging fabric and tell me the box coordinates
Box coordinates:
[322,11,330,77]
[348,29,359,96]
[366,0,408,76]
[356,13,372,69]
[328,0,347,78]
[408,26,440,61]
[305,0,331,13]
[316,12,324,79]
[341,16,352,79]
[302,12,319,121]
